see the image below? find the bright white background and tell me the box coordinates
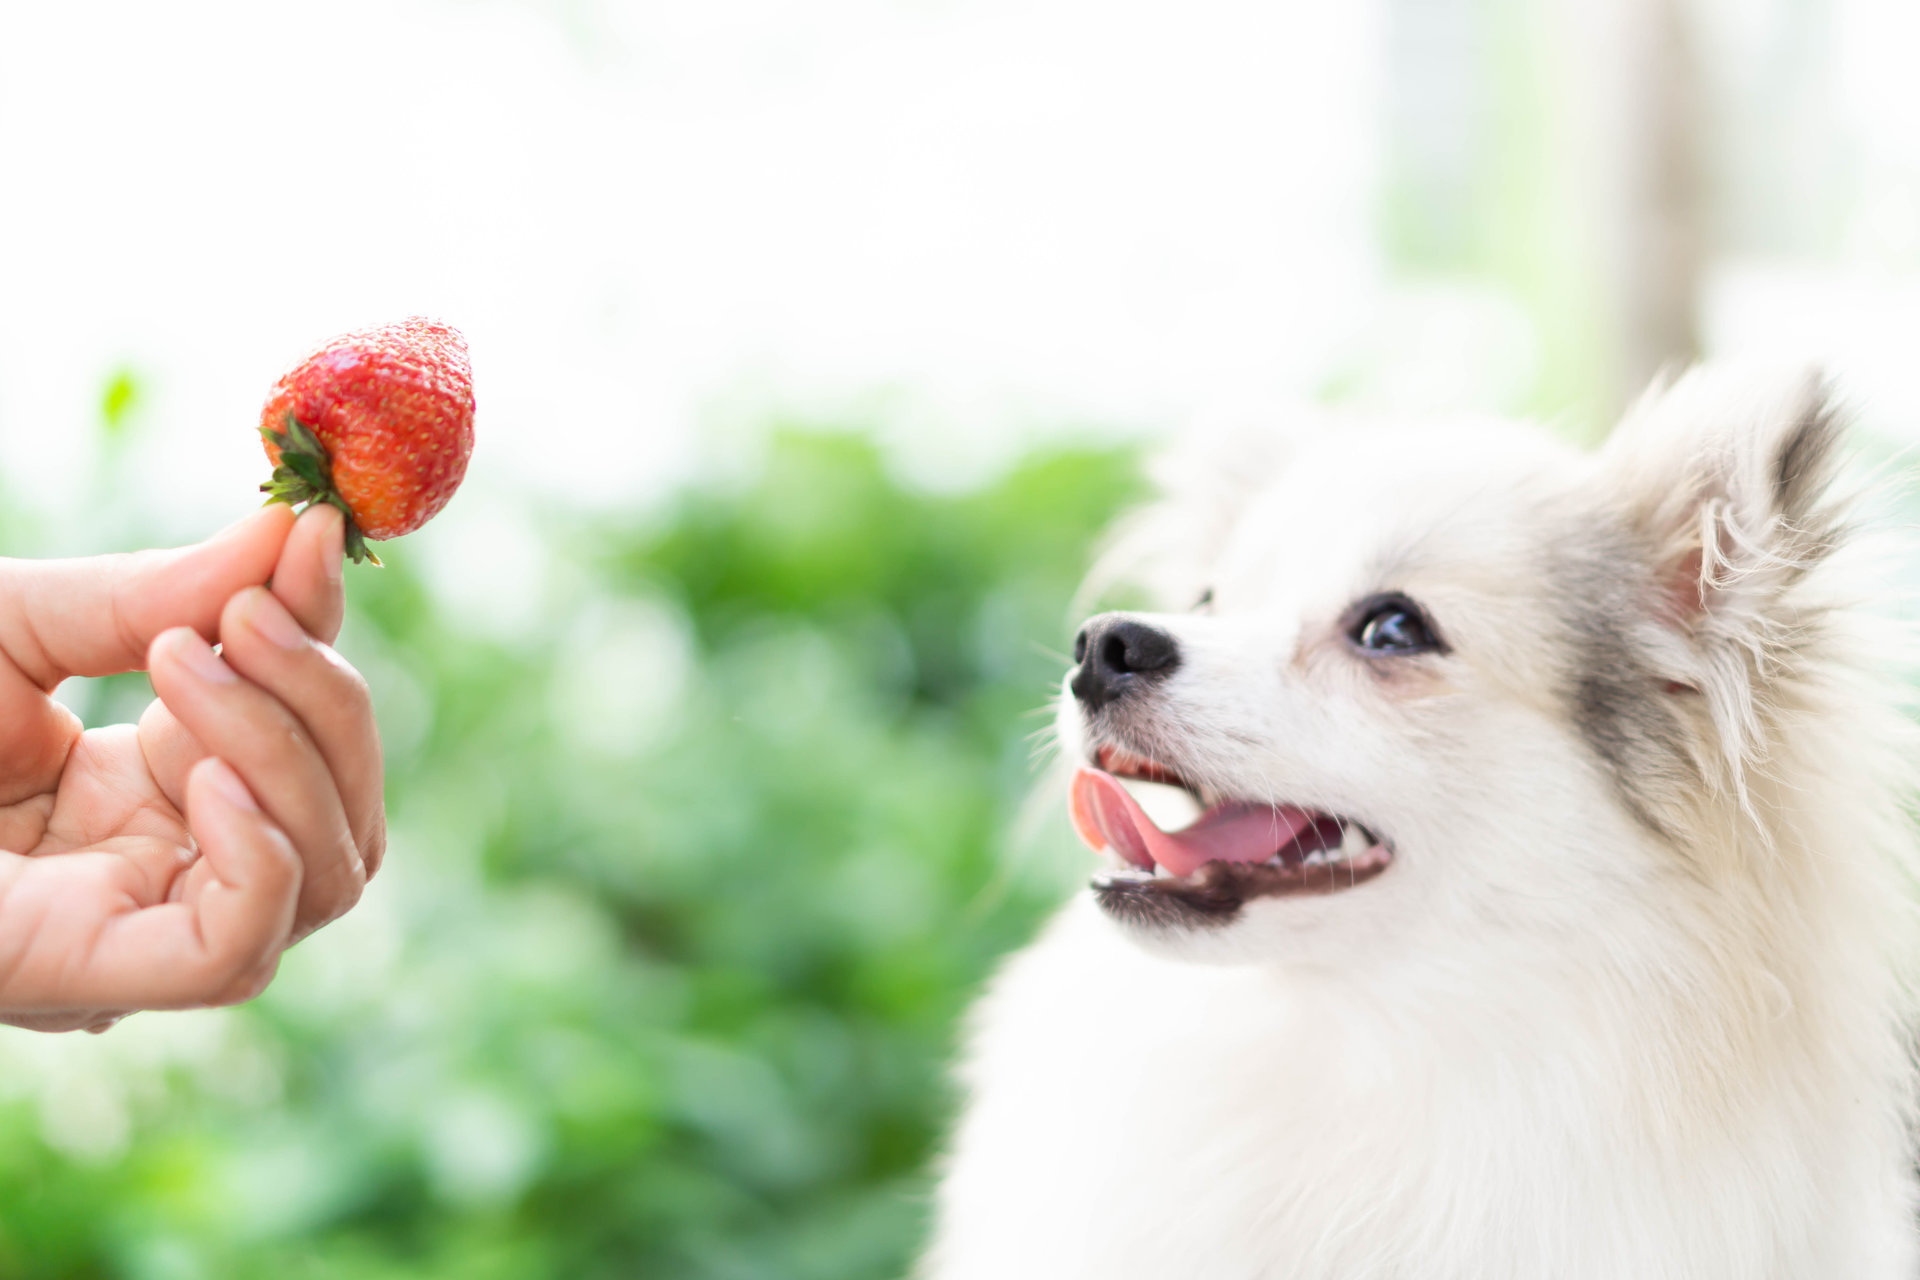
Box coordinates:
[0,0,1380,533]
[6,1,1920,553]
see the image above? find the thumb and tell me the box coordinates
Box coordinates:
[0,504,295,689]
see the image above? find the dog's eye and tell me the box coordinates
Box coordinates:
[1348,594,1443,656]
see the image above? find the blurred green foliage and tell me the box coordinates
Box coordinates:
[0,428,1140,1279]
[98,368,141,439]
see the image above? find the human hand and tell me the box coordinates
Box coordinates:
[0,504,385,1032]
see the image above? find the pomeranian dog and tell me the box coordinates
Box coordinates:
[922,369,1920,1279]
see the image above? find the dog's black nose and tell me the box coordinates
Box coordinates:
[1070,614,1180,712]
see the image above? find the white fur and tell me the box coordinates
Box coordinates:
[923,370,1920,1279]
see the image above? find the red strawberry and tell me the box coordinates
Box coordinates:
[259,317,475,564]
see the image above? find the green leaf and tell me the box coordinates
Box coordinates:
[99,366,141,441]
[284,454,329,492]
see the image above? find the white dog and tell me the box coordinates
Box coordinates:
[922,370,1920,1279]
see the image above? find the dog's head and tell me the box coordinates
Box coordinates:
[1060,370,1855,969]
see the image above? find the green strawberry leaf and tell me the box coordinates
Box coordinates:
[259,413,382,566]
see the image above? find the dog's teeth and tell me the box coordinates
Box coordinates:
[1338,822,1369,860]
[1153,863,1171,880]
[1303,849,1327,867]
[1263,854,1285,869]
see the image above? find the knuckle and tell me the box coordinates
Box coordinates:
[197,956,260,1005]
[306,895,354,935]
[303,851,365,930]
[213,961,278,1007]
[362,826,388,875]
[322,648,375,705]
[325,868,367,922]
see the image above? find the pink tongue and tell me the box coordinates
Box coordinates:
[1069,768,1314,879]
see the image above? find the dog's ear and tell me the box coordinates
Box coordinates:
[1592,367,1851,820]
[1601,365,1846,642]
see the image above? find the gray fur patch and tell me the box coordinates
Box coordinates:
[1771,380,1841,524]
[1550,519,1698,839]
[1559,386,1848,844]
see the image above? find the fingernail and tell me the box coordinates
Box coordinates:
[315,506,345,586]
[198,758,258,812]
[167,629,237,683]
[245,589,308,649]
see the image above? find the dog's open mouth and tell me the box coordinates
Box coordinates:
[1070,746,1393,926]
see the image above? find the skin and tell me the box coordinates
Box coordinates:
[0,503,383,1032]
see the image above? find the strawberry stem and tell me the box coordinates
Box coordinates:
[259,413,382,566]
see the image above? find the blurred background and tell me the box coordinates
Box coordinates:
[2,0,1919,1276]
